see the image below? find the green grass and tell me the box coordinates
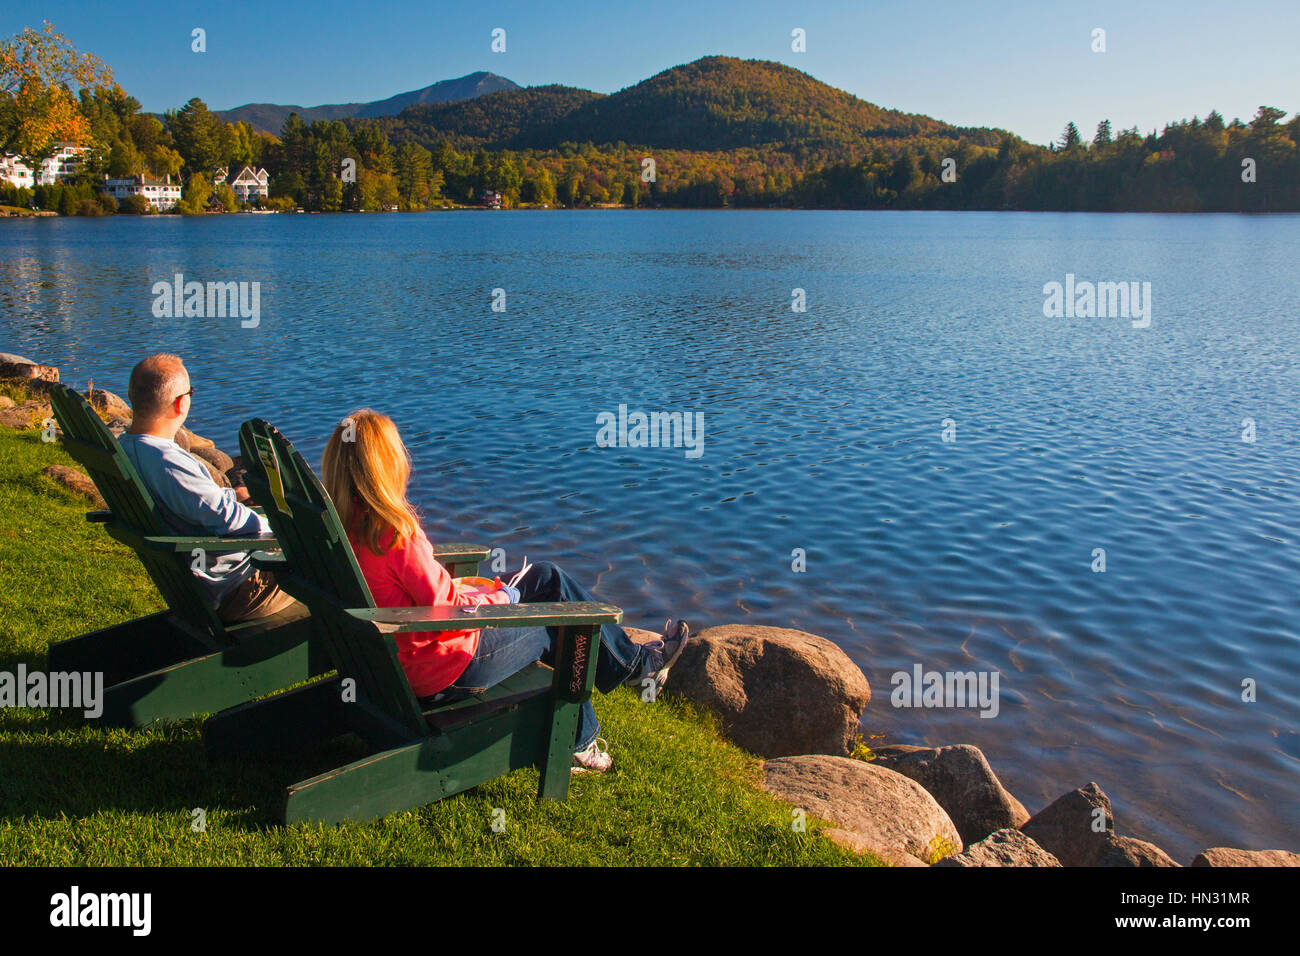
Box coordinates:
[0,422,880,866]
[0,380,37,404]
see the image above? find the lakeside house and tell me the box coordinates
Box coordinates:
[480,189,503,209]
[0,155,33,190]
[39,144,90,184]
[213,165,271,202]
[1,143,92,190]
[104,174,183,211]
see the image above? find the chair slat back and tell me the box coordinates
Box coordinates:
[238,419,425,732]
[49,384,225,637]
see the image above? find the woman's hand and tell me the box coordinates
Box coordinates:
[493,576,521,603]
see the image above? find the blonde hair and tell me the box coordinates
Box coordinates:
[322,409,419,555]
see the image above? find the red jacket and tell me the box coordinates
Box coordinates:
[348,523,509,698]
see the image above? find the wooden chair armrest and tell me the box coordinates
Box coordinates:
[254,546,479,571]
[135,532,279,554]
[250,550,285,570]
[347,601,622,633]
[429,543,490,565]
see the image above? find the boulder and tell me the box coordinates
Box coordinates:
[0,395,14,409]
[22,400,53,423]
[42,465,105,508]
[871,744,1030,844]
[1,377,56,398]
[1017,782,1177,867]
[1,400,56,430]
[821,828,928,865]
[224,454,246,488]
[1020,782,1115,867]
[89,387,131,418]
[934,828,1061,867]
[180,427,215,450]
[0,406,35,429]
[189,443,234,474]
[1191,848,1300,867]
[104,416,131,438]
[196,456,231,488]
[665,624,870,758]
[625,626,663,646]
[0,352,37,365]
[1097,835,1179,867]
[762,754,962,866]
[0,360,58,382]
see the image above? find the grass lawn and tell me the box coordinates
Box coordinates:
[0,420,880,866]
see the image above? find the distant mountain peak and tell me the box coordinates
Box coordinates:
[215,72,520,136]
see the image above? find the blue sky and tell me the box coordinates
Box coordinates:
[9,0,1298,145]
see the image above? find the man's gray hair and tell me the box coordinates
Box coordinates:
[128,354,187,419]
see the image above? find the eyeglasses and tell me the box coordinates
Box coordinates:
[173,386,194,404]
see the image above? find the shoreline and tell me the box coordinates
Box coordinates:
[2,353,1295,867]
[6,206,1299,219]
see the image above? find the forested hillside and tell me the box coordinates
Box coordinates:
[5,34,1296,215]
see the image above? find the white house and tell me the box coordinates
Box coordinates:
[1,144,90,190]
[105,174,183,211]
[0,154,35,190]
[225,166,270,202]
[36,144,90,185]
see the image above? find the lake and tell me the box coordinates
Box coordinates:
[2,209,1297,861]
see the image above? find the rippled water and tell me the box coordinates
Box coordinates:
[2,210,1297,861]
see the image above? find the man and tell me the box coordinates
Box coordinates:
[118,353,297,623]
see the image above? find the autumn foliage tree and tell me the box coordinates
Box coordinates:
[0,21,115,172]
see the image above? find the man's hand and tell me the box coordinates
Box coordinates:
[234,485,252,504]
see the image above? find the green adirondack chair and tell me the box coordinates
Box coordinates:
[44,383,488,727]
[200,418,620,824]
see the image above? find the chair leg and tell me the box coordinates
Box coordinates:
[538,700,581,800]
[537,625,600,801]
[203,675,348,756]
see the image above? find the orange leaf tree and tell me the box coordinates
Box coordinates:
[0,21,116,172]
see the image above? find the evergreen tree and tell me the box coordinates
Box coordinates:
[165,97,225,172]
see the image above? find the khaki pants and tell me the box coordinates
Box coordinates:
[217,569,301,624]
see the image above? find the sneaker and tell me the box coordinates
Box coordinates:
[572,737,612,773]
[651,618,690,691]
[623,618,690,691]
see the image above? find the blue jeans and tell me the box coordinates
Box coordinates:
[436,561,649,751]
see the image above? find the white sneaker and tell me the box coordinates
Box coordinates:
[572,737,612,773]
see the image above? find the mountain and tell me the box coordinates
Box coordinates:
[382,85,604,146]
[377,57,1006,153]
[215,71,519,136]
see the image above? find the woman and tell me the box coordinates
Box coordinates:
[321,409,688,773]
